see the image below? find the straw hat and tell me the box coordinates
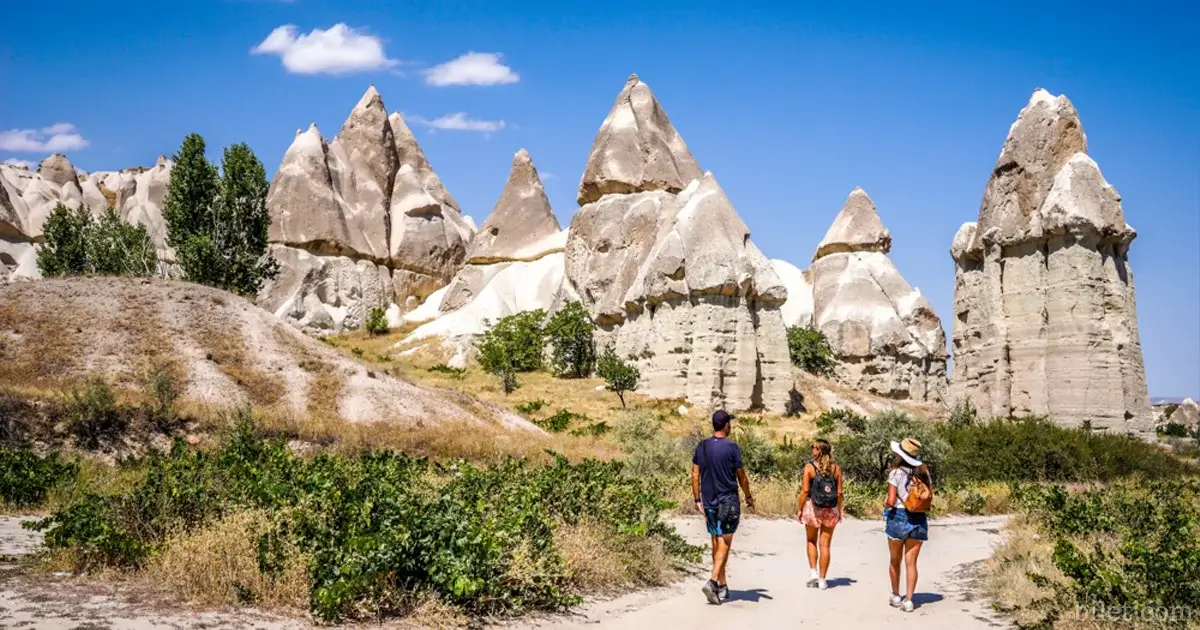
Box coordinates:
[890,438,923,466]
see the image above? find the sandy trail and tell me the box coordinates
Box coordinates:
[516,514,1012,629]
[0,514,1011,629]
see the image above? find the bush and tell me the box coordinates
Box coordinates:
[142,364,180,431]
[63,377,129,449]
[1158,422,1191,438]
[515,399,548,415]
[615,413,689,482]
[544,301,596,379]
[37,204,159,278]
[1015,479,1200,625]
[29,416,696,622]
[537,409,584,433]
[786,326,836,377]
[427,364,466,379]
[596,347,639,408]
[0,446,78,508]
[832,409,949,484]
[815,408,867,435]
[935,416,1192,483]
[476,310,547,394]
[365,308,389,336]
[163,134,278,296]
[947,397,977,428]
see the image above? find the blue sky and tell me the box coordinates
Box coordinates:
[2,0,1197,398]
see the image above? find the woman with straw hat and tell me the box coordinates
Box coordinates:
[883,438,932,613]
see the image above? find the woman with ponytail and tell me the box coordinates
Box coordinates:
[796,438,843,590]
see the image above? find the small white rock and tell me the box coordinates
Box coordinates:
[677,405,690,416]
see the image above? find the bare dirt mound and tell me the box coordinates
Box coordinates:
[0,277,533,430]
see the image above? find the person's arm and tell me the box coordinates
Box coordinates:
[796,464,811,519]
[884,470,898,512]
[836,465,845,522]
[736,467,755,511]
[691,463,704,515]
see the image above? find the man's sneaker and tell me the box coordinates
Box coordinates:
[889,594,904,608]
[718,584,729,600]
[902,599,915,613]
[818,578,829,591]
[702,580,721,605]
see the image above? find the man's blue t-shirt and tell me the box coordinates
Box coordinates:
[692,437,743,508]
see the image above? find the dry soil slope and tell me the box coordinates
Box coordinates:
[0,277,533,430]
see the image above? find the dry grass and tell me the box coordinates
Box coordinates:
[984,515,1063,627]
[142,510,310,612]
[554,521,676,591]
[189,321,285,410]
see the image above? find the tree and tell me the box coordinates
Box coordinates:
[365,308,389,335]
[474,310,547,394]
[544,301,596,378]
[37,203,157,278]
[163,134,277,295]
[786,325,837,377]
[597,346,639,408]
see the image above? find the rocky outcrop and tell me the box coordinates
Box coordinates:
[563,74,791,412]
[1,154,174,281]
[438,149,563,314]
[950,89,1152,434]
[1159,398,1199,430]
[576,74,702,206]
[260,86,474,331]
[809,188,947,402]
[770,259,813,328]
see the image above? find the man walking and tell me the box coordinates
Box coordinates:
[692,409,755,605]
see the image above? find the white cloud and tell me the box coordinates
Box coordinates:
[540,172,555,180]
[408,113,507,134]
[423,52,519,86]
[0,123,89,153]
[251,24,399,75]
[2,158,32,169]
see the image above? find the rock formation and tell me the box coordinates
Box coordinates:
[1161,398,1200,430]
[1,154,173,281]
[770,259,813,328]
[259,86,474,332]
[950,89,1152,433]
[809,188,947,402]
[563,74,791,412]
[405,149,567,368]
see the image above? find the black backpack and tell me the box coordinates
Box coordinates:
[809,462,839,508]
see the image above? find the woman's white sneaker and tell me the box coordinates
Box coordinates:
[818,579,828,591]
[902,599,915,613]
[889,594,904,607]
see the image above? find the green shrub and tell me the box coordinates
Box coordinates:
[476,310,546,394]
[350,346,364,357]
[29,414,696,622]
[538,409,584,433]
[37,204,158,278]
[596,347,639,408]
[0,446,78,508]
[364,308,389,336]
[786,326,836,377]
[516,399,548,415]
[570,422,611,437]
[832,409,949,484]
[1017,479,1200,624]
[815,408,867,435]
[947,397,977,428]
[427,364,466,379]
[935,416,1191,483]
[1158,422,1191,438]
[615,412,689,482]
[63,377,129,449]
[142,364,180,431]
[544,301,596,379]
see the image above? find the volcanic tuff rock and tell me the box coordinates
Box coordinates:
[576,74,703,206]
[437,149,563,314]
[260,86,474,332]
[950,89,1151,434]
[564,75,791,412]
[1,154,174,281]
[770,259,814,328]
[809,188,947,402]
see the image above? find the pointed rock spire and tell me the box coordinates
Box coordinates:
[576,73,702,206]
[466,149,560,264]
[813,188,892,261]
[976,88,1087,249]
[39,154,81,190]
[266,124,350,251]
[388,111,460,212]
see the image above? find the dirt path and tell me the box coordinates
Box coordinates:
[516,514,1012,629]
[0,514,1011,629]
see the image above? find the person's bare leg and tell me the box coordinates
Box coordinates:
[888,538,904,597]
[714,534,733,585]
[710,535,718,575]
[904,539,923,601]
[805,525,819,570]
[818,526,834,578]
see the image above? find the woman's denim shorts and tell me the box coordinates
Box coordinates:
[885,507,928,541]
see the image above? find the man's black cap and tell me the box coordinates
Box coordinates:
[712,409,734,431]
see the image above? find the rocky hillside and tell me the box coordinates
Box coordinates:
[0,277,532,430]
